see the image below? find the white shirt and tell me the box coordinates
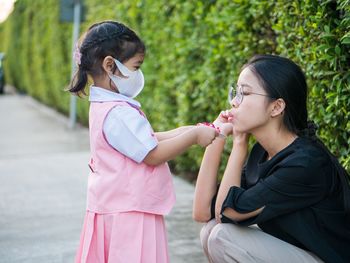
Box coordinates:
[89,86,157,163]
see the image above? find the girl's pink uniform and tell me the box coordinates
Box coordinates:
[75,100,176,263]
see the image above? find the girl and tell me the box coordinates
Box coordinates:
[193,55,350,262]
[69,21,219,263]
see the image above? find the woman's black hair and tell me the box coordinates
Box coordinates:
[245,54,350,214]
[68,21,145,95]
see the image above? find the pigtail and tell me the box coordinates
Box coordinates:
[69,68,88,96]
[68,41,88,96]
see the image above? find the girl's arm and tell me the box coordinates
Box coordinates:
[192,136,226,222]
[155,126,195,141]
[143,126,218,166]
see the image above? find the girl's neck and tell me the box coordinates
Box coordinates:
[254,126,298,160]
[93,77,117,93]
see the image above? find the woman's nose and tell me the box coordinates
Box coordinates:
[230,98,238,108]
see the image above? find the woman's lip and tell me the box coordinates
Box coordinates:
[227,110,235,122]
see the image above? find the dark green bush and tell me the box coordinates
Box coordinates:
[273,0,350,169]
[1,0,349,176]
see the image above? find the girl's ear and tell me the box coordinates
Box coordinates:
[271,98,286,117]
[102,56,116,74]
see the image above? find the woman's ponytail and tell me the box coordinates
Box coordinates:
[300,120,350,215]
[297,121,318,141]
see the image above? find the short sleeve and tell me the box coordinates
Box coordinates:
[103,105,158,163]
[221,161,330,226]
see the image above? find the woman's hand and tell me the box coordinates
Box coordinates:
[215,203,223,223]
[232,129,250,146]
[220,123,234,137]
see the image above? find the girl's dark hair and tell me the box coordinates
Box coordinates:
[245,54,350,214]
[69,21,145,95]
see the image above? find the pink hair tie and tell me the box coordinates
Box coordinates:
[73,42,82,66]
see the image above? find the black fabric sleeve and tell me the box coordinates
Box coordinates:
[240,166,247,189]
[209,167,247,220]
[220,160,330,226]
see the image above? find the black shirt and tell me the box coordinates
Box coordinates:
[216,137,350,263]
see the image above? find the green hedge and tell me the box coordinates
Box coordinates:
[1,0,349,177]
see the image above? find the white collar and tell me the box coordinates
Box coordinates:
[89,86,141,108]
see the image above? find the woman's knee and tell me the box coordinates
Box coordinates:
[207,224,228,260]
[207,223,247,262]
[200,219,217,247]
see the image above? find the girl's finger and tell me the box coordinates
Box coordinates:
[220,110,229,119]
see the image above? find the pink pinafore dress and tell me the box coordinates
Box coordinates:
[75,101,176,263]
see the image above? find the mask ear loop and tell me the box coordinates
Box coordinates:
[110,62,118,77]
[114,59,132,77]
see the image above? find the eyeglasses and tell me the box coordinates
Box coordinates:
[228,84,273,106]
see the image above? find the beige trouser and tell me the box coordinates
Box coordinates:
[200,219,324,263]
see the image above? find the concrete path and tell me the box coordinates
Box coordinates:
[0,88,206,262]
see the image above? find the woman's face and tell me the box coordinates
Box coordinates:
[229,66,274,134]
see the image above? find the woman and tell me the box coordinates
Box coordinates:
[193,55,350,263]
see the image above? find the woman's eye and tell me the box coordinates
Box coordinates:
[242,91,250,96]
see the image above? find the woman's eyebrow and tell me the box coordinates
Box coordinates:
[239,83,254,89]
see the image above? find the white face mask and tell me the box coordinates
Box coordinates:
[108,59,144,98]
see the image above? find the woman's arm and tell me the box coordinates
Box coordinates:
[143,126,218,166]
[155,126,195,141]
[220,158,328,224]
[192,137,226,222]
[215,135,250,222]
[192,113,235,222]
[222,206,264,221]
[212,137,328,224]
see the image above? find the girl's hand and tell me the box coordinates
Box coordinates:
[195,126,218,147]
[213,110,234,137]
[213,110,233,126]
